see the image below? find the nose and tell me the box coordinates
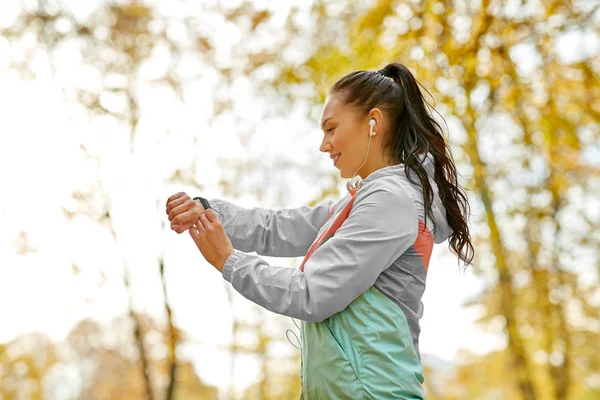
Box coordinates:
[319,136,331,153]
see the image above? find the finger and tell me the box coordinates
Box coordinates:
[172,224,184,234]
[195,219,207,234]
[169,200,194,223]
[172,215,194,231]
[204,209,218,224]
[202,211,213,223]
[166,192,184,208]
[188,225,199,243]
[167,197,190,218]
[199,213,211,230]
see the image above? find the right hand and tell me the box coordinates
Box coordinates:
[166,192,205,234]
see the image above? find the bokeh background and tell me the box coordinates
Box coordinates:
[1,0,599,399]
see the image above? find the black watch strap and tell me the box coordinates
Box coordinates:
[193,196,211,210]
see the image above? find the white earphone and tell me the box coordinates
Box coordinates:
[369,118,376,137]
[347,118,377,192]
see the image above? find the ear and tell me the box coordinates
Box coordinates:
[367,108,384,131]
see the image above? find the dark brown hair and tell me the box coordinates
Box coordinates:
[330,62,474,269]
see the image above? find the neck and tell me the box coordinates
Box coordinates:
[356,152,397,179]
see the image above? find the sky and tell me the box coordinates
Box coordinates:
[0,0,527,396]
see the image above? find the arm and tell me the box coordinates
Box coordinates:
[219,184,419,323]
[208,198,336,258]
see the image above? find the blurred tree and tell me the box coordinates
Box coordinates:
[66,316,218,400]
[1,2,183,397]
[0,333,58,400]
[0,315,218,399]
[1,0,303,397]
[2,1,221,398]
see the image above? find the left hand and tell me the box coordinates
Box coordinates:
[188,209,235,273]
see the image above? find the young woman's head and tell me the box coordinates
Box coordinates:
[320,62,474,267]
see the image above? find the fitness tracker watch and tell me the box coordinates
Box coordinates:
[193,196,211,210]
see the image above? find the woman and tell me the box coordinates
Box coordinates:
[166,63,474,399]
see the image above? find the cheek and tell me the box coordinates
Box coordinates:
[331,131,350,152]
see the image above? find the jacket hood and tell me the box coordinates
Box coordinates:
[358,152,452,244]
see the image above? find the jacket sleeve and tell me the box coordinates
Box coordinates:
[207,198,336,258]
[220,185,419,323]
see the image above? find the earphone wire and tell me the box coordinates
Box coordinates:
[348,127,373,190]
[286,317,302,350]
[292,317,301,331]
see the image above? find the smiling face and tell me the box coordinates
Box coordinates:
[319,93,387,179]
[319,94,365,179]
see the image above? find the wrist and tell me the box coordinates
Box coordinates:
[193,196,211,211]
[218,249,235,273]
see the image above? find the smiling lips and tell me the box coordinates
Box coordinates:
[331,153,341,166]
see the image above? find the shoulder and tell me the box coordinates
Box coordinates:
[356,176,418,212]
[348,177,419,243]
[352,176,419,239]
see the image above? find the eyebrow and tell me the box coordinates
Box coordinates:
[321,117,333,130]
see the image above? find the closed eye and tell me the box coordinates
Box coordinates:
[326,128,334,133]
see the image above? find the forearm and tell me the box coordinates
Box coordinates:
[208,198,335,258]
[221,250,325,322]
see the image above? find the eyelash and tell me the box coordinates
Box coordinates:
[326,128,334,133]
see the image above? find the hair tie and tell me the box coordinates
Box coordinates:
[377,69,392,78]
[377,69,398,84]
